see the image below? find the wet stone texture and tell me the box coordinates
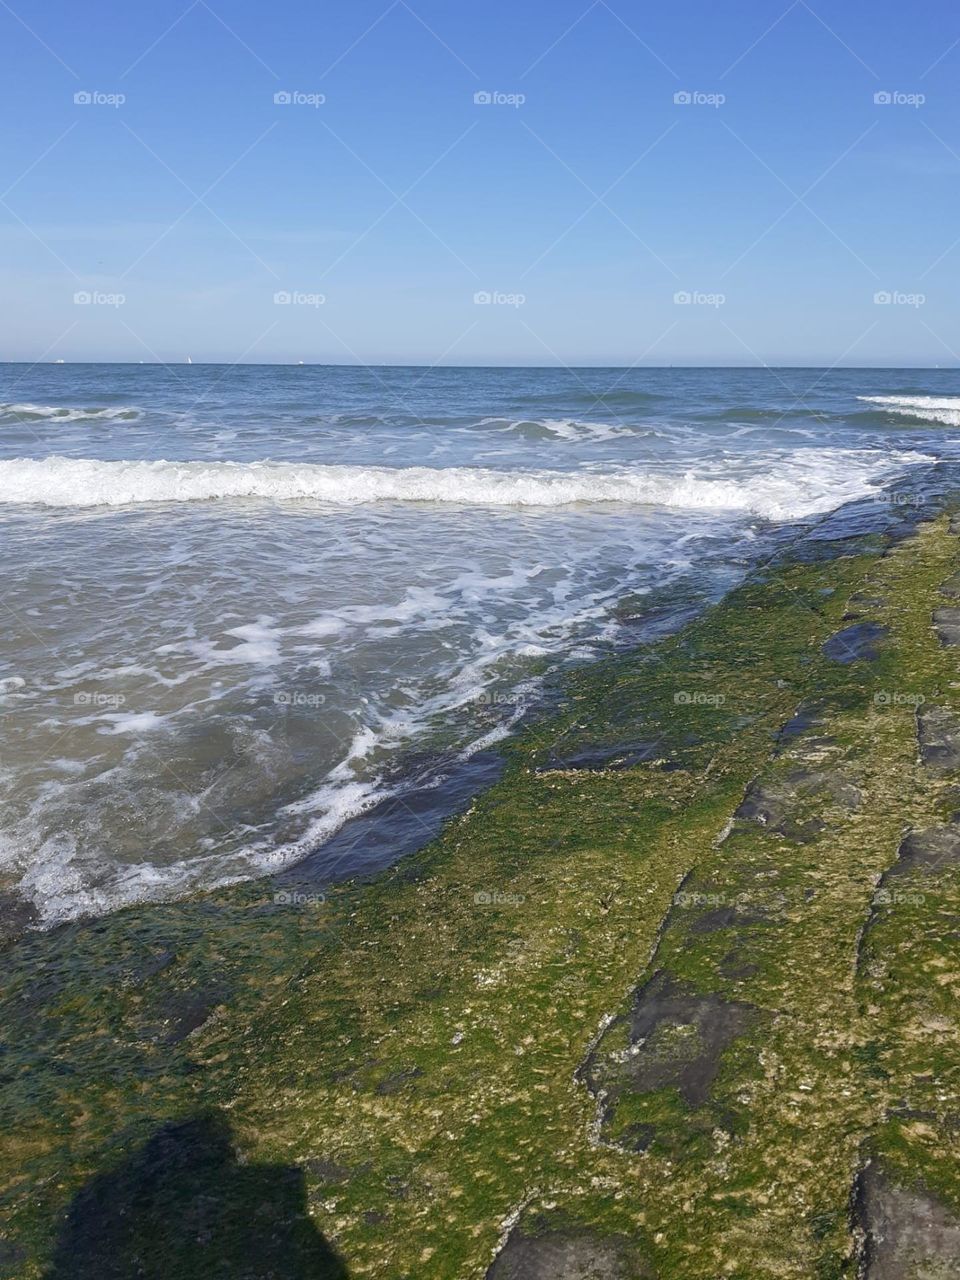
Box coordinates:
[934,607,960,646]
[918,706,960,774]
[734,766,860,843]
[486,1218,654,1280]
[884,825,960,878]
[821,621,888,664]
[856,1163,960,1279]
[581,970,756,1152]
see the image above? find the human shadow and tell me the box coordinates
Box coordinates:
[45,1109,349,1279]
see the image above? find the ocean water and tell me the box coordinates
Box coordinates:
[1,363,957,926]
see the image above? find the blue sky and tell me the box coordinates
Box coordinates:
[0,0,957,365]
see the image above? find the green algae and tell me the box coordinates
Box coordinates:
[2,515,960,1277]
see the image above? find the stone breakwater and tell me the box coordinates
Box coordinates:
[3,479,960,1278]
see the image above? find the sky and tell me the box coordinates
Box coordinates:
[0,0,957,366]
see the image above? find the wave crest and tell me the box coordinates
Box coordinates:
[0,450,929,519]
[0,403,142,423]
[858,395,960,428]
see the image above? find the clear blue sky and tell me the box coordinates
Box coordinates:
[0,0,957,365]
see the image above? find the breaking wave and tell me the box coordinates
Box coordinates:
[0,402,142,423]
[0,449,930,520]
[858,396,960,428]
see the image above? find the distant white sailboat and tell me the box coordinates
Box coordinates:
[187,357,193,364]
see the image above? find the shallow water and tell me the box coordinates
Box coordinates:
[0,364,957,923]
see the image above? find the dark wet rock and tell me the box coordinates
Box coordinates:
[116,947,177,988]
[375,1066,422,1095]
[278,750,505,890]
[734,767,858,842]
[0,891,38,946]
[582,971,755,1110]
[686,905,769,934]
[918,706,960,774]
[539,740,665,772]
[822,621,888,664]
[856,1162,960,1279]
[617,1122,657,1152]
[941,575,960,600]
[934,607,960,647]
[847,593,886,611]
[885,825,960,878]
[145,988,229,1045]
[304,1158,354,1185]
[486,1218,654,1280]
[776,704,824,744]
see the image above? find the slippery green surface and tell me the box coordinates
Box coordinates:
[3,514,960,1278]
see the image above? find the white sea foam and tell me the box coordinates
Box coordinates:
[481,416,633,442]
[0,450,929,520]
[0,402,142,422]
[859,395,960,427]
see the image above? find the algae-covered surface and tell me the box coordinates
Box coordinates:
[3,500,960,1278]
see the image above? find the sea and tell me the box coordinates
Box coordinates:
[1,363,957,925]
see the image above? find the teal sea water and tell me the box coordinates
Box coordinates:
[1,364,958,923]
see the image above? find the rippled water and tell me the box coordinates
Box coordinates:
[1,364,957,924]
